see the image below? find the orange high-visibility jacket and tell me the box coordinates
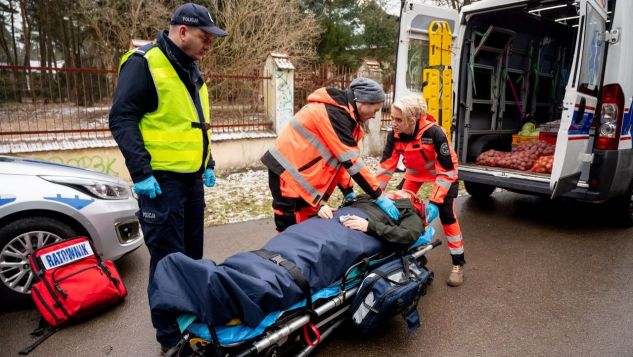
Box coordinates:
[378,117,458,204]
[261,87,382,207]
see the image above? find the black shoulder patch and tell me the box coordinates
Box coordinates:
[326,88,350,107]
[326,104,357,147]
[135,43,157,56]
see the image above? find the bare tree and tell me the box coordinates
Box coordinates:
[18,0,34,98]
[7,0,18,66]
[0,11,14,64]
[75,0,170,69]
[206,0,322,74]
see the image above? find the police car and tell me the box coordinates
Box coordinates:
[0,156,143,305]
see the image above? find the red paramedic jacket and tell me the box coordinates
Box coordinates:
[378,115,459,204]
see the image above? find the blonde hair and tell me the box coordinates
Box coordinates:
[392,95,427,125]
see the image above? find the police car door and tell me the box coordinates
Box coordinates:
[394,1,458,102]
[550,0,608,198]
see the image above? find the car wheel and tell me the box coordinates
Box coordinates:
[464,181,496,198]
[0,216,77,306]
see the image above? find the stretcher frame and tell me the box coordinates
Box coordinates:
[173,239,442,357]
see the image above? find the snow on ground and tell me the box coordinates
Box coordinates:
[203,156,466,227]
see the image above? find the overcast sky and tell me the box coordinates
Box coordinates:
[384,0,403,16]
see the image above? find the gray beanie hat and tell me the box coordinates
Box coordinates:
[349,77,385,103]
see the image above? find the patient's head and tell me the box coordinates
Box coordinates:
[385,189,425,219]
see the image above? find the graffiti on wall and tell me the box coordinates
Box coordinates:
[44,155,120,176]
[276,70,294,117]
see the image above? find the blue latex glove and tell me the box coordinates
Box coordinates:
[133,176,162,199]
[203,168,216,188]
[344,191,356,201]
[375,195,400,221]
[425,202,439,223]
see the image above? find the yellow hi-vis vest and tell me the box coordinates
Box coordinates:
[119,46,211,173]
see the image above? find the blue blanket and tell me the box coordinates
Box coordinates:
[149,207,385,329]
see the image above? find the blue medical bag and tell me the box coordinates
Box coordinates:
[350,254,431,334]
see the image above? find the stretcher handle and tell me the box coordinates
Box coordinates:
[431,239,442,248]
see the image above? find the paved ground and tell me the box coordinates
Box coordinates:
[2,192,633,356]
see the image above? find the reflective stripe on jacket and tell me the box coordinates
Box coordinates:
[378,116,458,204]
[119,46,211,173]
[262,87,382,207]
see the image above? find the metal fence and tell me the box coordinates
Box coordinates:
[0,63,392,153]
[381,71,395,129]
[294,64,356,113]
[0,65,115,153]
[294,64,393,130]
[207,70,271,134]
[0,65,272,153]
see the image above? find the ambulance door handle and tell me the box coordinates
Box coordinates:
[575,97,586,124]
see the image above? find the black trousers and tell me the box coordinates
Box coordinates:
[268,170,318,232]
[137,171,205,347]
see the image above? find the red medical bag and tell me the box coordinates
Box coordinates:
[28,236,127,327]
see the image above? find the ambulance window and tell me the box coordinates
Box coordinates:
[406,39,429,93]
[577,3,605,96]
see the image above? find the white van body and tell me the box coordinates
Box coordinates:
[395,0,633,226]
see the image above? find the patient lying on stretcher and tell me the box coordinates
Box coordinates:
[149,190,430,335]
[318,189,427,246]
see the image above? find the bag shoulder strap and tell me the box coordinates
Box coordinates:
[19,318,59,355]
[252,249,313,314]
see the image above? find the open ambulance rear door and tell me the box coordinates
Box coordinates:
[550,0,609,198]
[394,1,458,102]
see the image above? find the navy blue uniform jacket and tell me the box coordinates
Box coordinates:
[108,30,214,182]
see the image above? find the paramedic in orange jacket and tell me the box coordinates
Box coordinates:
[261,77,400,232]
[378,95,465,287]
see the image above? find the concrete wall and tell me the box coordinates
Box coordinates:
[16,126,387,183]
[22,148,129,179]
[17,137,275,182]
[10,53,389,182]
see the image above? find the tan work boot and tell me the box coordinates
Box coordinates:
[447,265,464,287]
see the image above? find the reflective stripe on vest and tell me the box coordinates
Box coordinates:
[290,119,339,168]
[348,159,366,176]
[119,46,211,173]
[376,167,394,178]
[268,146,322,200]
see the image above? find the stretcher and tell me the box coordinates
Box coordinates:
[154,208,440,357]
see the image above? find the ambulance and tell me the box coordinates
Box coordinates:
[394,0,633,226]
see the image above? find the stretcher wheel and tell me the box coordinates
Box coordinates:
[417,255,428,266]
[263,345,280,357]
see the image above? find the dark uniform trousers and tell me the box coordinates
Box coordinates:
[137,170,205,347]
[268,170,319,232]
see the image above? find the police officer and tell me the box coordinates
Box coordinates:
[108,3,227,353]
[377,95,465,287]
[261,77,400,232]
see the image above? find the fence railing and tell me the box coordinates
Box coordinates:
[0,65,115,152]
[294,64,356,113]
[0,63,392,153]
[206,70,271,134]
[0,65,272,152]
[294,64,394,130]
[381,71,395,130]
